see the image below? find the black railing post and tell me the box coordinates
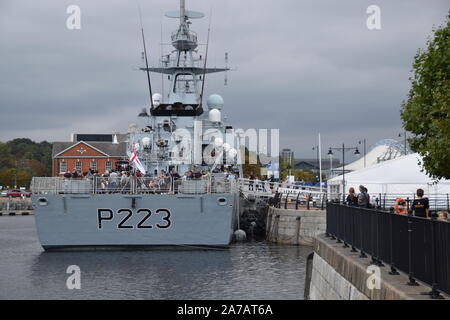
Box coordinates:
[325,202,330,238]
[421,216,444,299]
[370,212,378,265]
[406,213,419,286]
[284,194,288,209]
[388,211,399,275]
[342,205,349,248]
[375,210,384,267]
[336,205,342,243]
[295,192,300,210]
[351,207,357,252]
[359,208,367,258]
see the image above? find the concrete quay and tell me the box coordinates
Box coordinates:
[266,206,326,246]
[306,234,450,300]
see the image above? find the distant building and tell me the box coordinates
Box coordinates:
[280,148,294,166]
[295,158,341,172]
[52,133,128,176]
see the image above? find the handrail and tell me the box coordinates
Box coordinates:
[326,203,450,297]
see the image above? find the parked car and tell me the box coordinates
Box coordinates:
[0,190,8,197]
[6,189,31,198]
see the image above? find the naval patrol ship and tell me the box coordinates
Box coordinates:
[31,0,242,250]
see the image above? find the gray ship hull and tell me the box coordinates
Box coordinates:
[32,193,236,250]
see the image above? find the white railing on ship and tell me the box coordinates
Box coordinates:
[31,176,234,195]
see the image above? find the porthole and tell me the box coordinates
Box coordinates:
[217,197,228,206]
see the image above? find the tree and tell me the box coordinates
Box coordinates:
[401,13,450,179]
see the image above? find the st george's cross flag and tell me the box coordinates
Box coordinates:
[129,144,146,173]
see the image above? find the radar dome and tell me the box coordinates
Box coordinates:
[207,94,224,110]
[209,109,221,123]
[152,93,162,107]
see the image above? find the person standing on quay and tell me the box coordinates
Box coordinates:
[411,189,429,218]
[346,187,358,206]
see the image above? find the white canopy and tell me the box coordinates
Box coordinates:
[328,153,450,196]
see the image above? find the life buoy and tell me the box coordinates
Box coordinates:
[394,198,407,214]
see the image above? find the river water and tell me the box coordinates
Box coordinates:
[0,216,310,300]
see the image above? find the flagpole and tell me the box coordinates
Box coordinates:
[319,133,323,195]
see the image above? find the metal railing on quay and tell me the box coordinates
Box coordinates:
[326,202,450,298]
[328,193,450,213]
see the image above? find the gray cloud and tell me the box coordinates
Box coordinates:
[0,0,448,159]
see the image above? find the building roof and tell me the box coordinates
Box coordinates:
[328,153,450,194]
[52,141,127,158]
[334,139,407,172]
[294,158,341,171]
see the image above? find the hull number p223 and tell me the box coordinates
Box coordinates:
[97,208,171,230]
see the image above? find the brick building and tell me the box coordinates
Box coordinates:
[52,134,128,176]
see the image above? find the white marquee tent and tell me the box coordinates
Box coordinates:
[328,153,450,196]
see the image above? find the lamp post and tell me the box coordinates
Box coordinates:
[328,144,360,203]
[358,139,367,168]
[399,131,407,155]
[312,146,319,175]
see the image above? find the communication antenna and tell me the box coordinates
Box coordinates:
[199,10,212,109]
[160,9,165,103]
[139,7,154,110]
[224,52,229,86]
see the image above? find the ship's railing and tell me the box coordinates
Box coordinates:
[30,176,234,195]
[237,178,322,195]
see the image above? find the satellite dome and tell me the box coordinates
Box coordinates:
[209,109,221,122]
[152,93,162,107]
[207,94,224,110]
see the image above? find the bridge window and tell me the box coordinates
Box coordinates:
[173,73,196,94]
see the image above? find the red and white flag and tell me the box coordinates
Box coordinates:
[129,144,146,173]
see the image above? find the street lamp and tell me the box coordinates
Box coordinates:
[399,131,408,155]
[328,144,360,203]
[358,139,367,168]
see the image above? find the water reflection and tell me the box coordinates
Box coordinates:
[1,217,311,300]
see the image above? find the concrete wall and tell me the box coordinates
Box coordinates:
[266,207,326,246]
[309,253,369,300]
[307,234,448,300]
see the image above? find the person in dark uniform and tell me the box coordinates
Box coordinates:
[412,188,429,218]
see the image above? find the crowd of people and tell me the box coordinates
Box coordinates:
[62,167,238,194]
[345,185,449,222]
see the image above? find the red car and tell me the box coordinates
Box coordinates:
[6,189,31,198]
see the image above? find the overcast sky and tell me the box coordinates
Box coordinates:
[0,0,448,159]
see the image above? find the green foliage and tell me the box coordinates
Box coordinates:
[278,158,313,182]
[0,139,52,188]
[242,147,262,179]
[401,13,450,179]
